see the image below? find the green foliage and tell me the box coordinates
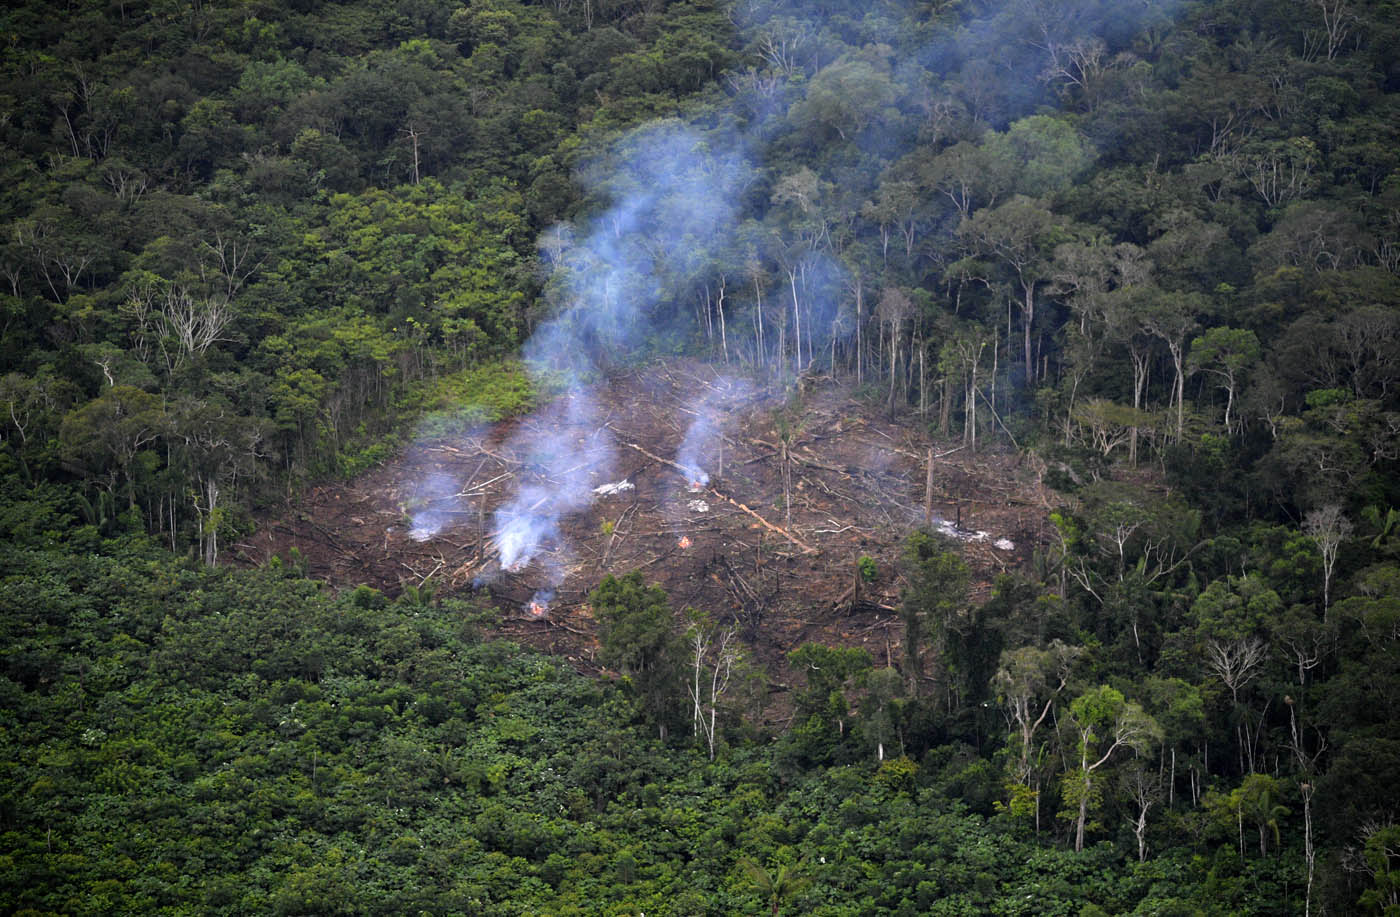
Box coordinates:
[898,531,970,700]
[857,554,878,582]
[982,115,1094,198]
[411,360,539,436]
[1357,824,1400,914]
[589,572,685,739]
[1190,575,1281,643]
[740,855,811,916]
[790,643,873,718]
[0,511,1352,913]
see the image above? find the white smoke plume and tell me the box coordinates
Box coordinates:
[485,123,753,581]
[675,376,755,489]
[432,0,1186,581]
[492,390,613,574]
[407,469,463,542]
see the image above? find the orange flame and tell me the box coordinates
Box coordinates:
[677,535,692,549]
[527,601,548,617]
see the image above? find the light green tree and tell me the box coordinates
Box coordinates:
[1189,326,1261,432]
[1061,685,1161,851]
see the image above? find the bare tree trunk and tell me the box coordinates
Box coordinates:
[1302,782,1316,916]
[701,285,713,346]
[752,272,765,370]
[690,629,708,737]
[776,321,785,379]
[888,333,899,414]
[1130,346,1149,466]
[1168,341,1186,443]
[803,263,815,373]
[1076,773,1089,852]
[919,339,927,417]
[924,448,935,526]
[1023,282,1036,385]
[876,320,885,390]
[717,277,728,364]
[1289,702,1320,916]
[195,477,220,567]
[991,326,999,430]
[940,376,951,436]
[789,268,802,374]
[855,280,864,385]
[968,357,978,453]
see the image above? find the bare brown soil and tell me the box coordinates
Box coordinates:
[235,359,1055,707]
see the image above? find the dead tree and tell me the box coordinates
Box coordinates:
[1303,504,1351,614]
[1123,764,1163,862]
[687,615,740,761]
[1205,636,1269,705]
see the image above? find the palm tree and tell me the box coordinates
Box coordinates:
[1241,774,1291,857]
[741,857,810,916]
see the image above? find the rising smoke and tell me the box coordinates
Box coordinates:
[491,390,612,577]
[675,375,755,489]
[407,469,463,543]
[483,122,754,580]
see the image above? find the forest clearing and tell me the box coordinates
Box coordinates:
[238,358,1048,692]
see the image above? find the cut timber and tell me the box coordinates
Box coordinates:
[621,440,698,477]
[707,488,817,555]
[622,441,817,554]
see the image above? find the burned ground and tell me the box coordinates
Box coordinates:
[236,359,1055,712]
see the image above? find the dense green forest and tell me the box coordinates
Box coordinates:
[3,0,1400,912]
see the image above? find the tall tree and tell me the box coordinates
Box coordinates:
[1188,326,1260,434]
[1133,286,1201,444]
[1061,685,1161,852]
[956,195,1069,385]
[994,640,1082,831]
[590,572,684,740]
[685,609,745,760]
[898,531,970,704]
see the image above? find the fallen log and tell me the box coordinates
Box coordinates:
[449,543,499,584]
[599,501,638,568]
[621,440,697,477]
[706,489,818,554]
[621,440,818,554]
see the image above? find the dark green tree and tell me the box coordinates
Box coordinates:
[897,531,970,708]
[589,571,684,740]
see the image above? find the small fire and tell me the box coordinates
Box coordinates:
[526,590,554,618]
[684,465,709,492]
[677,535,692,550]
